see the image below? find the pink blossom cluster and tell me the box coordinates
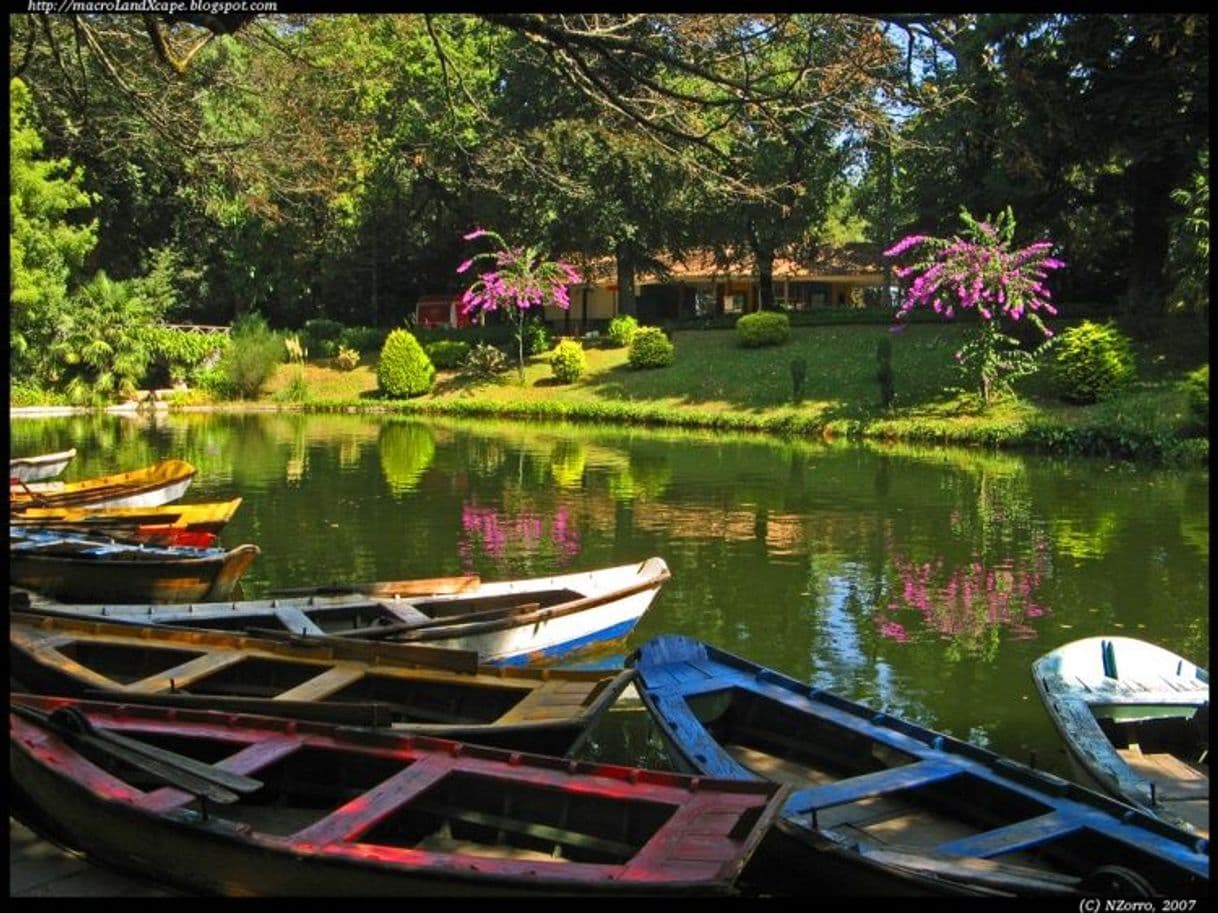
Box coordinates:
[458,503,581,569]
[457,227,581,317]
[875,547,1050,649]
[884,230,1065,336]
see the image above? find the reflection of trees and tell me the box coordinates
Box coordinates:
[378,421,437,495]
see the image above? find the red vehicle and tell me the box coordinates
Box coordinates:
[415,295,473,329]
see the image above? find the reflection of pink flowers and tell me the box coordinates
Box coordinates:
[877,541,1050,647]
[458,503,581,568]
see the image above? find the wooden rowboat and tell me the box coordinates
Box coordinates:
[631,635,1209,897]
[10,528,259,604]
[1033,637,1209,838]
[12,558,671,666]
[10,693,787,896]
[11,498,243,548]
[10,459,196,510]
[10,611,636,755]
[10,448,77,483]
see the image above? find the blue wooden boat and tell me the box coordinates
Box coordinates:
[631,635,1209,897]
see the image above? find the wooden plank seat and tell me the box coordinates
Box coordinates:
[934,812,1078,858]
[785,759,962,815]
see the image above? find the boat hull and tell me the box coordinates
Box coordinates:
[14,558,670,665]
[10,448,77,483]
[11,460,196,510]
[631,635,1209,897]
[10,694,785,896]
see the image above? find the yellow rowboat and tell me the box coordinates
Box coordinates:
[10,459,196,510]
[11,498,243,544]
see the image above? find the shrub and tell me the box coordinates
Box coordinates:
[303,318,346,358]
[523,319,553,356]
[736,311,791,348]
[1051,320,1136,403]
[1182,364,1209,433]
[627,326,675,369]
[461,342,509,382]
[340,325,389,353]
[221,312,283,399]
[334,345,361,371]
[550,339,587,384]
[425,340,472,370]
[606,315,639,348]
[376,328,435,398]
[146,326,228,387]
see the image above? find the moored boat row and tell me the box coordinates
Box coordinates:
[7,451,1208,897]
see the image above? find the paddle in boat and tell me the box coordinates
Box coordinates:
[10,459,196,510]
[630,635,1209,898]
[10,527,259,604]
[11,497,243,548]
[10,448,77,483]
[9,693,787,896]
[11,557,671,666]
[1033,636,1209,838]
[10,611,637,756]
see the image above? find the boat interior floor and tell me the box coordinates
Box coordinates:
[1115,745,1209,837]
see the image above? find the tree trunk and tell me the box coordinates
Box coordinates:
[615,241,637,317]
[1124,157,1180,320]
[747,218,776,311]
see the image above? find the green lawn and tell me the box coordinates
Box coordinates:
[257,321,1208,463]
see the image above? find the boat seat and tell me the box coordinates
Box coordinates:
[785,759,962,815]
[934,811,1079,858]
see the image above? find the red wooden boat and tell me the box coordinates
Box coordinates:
[10,694,787,896]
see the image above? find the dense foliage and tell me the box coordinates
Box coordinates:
[377,328,435,397]
[549,338,587,384]
[627,327,676,369]
[424,340,472,370]
[1182,364,1209,433]
[736,312,791,348]
[220,312,283,400]
[1050,321,1136,403]
[606,315,640,348]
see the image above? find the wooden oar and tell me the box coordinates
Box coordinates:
[8,477,52,507]
[10,701,263,804]
[269,574,481,598]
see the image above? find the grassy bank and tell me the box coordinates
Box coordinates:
[249,323,1208,466]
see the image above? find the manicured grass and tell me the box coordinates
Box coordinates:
[229,321,1212,463]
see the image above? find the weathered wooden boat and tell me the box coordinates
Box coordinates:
[1033,637,1209,838]
[10,611,637,755]
[10,448,77,483]
[9,693,787,896]
[630,635,1209,898]
[11,497,243,548]
[12,558,671,666]
[10,527,259,604]
[10,459,196,510]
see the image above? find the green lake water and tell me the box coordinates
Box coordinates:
[10,411,1210,778]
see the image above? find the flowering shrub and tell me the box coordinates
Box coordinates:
[886,208,1065,405]
[457,228,581,381]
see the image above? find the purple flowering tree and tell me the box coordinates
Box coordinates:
[457,228,583,382]
[885,207,1066,406]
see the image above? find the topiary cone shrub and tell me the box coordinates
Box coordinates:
[1050,320,1135,404]
[377,328,435,397]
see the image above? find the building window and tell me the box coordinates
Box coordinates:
[723,291,747,314]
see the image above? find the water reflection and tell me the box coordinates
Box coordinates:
[10,412,1208,776]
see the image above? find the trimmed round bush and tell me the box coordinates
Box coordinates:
[376,328,435,397]
[550,339,587,384]
[627,326,675,369]
[1050,320,1136,403]
[606,315,639,348]
[425,340,471,370]
[1183,364,1209,433]
[736,311,791,348]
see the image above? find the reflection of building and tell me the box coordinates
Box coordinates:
[541,244,885,328]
